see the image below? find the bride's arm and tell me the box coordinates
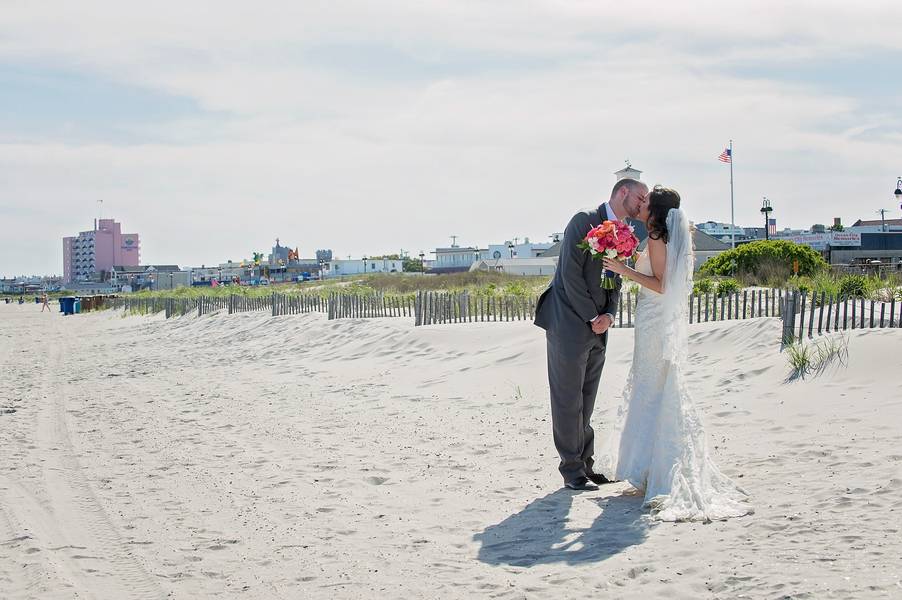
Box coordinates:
[602,237,666,294]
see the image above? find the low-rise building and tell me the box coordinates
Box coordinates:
[430,246,480,274]
[693,230,732,271]
[322,258,403,278]
[111,265,182,291]
[481,237,554,261]
[470,257,558,276]
[848,218,902,234]
[828,232,902,269]
[696,221,748,244]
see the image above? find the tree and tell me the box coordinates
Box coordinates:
[828,223,845,232]
[402,257,424,272]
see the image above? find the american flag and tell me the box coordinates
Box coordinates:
[718,147,732,163]
[768,218,777,236]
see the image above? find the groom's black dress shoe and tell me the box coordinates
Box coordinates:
[586,472,614,485]
[565,476,599,491]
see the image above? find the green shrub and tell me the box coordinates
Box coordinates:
[699,240,829,284]
[839,275,869,298]
[693,279,714,294]
[716,278,741,296]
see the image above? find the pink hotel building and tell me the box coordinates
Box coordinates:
[63,219,140,283]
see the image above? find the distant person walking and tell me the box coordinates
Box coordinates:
[41,293,51,312]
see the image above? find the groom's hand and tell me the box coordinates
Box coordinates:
[591,314,613,335]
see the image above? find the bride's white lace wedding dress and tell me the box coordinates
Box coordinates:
[597,209,753,522]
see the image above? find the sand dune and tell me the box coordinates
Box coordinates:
[1,303,900,599]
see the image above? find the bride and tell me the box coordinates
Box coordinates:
[600,185,753,522]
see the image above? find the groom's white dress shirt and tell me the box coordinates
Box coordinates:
[589,203,624,325]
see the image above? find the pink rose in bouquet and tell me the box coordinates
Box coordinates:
[578,220,640,289]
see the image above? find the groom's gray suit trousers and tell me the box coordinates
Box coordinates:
[546,330,607,482]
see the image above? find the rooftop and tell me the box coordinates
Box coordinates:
[852,218,902,227]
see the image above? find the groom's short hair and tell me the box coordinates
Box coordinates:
[611,178,643,199]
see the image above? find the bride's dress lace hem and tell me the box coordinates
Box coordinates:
[597,242,753,523]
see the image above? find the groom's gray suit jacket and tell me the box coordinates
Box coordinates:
[534,203,647,482]
[535,203,646,339]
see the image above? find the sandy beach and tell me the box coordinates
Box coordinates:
[1,302,901,599]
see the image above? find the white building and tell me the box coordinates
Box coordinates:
[848,218,902,234]
[188,262,251,284]
[470,257,558,276]
[614,163,643,181]
[323,258,403,278]
[696,221,748,244]
[430,246,480,273]
[481,237,554,261]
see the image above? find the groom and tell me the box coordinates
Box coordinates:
[534,178,648,490]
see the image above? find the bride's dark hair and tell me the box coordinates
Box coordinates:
[646,185,682,244]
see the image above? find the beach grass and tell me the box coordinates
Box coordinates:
[124,272,552,301]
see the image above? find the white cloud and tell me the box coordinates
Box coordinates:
[1,1,900,274]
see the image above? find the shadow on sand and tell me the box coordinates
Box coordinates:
[473,488,649,567]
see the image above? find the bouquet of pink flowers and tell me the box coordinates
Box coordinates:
[578,220,640,289]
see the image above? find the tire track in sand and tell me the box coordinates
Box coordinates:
[3,315,165,599]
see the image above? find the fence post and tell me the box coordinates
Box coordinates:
[825,295,834,332]
[891,298,897,328]
[414,291,421,326]
[781,291,795,344]
[808,292,823,338]
[798,291,807,339]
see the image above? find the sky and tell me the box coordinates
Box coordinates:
[1,1,901,276]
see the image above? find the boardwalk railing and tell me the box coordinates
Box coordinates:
[781,291,901,343]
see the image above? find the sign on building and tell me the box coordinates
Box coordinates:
[782,232,862,250]
[828,232,861,247]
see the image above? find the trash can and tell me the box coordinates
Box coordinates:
[73,299,82,314]
[59,296,77,315]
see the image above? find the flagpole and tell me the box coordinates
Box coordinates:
[729,140,735,249]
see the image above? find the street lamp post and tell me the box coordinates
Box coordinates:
[507,241,514,259]
[362,256,367,275]
[419,251,425,273]
[895,177,902,210]
[761,197,773,241]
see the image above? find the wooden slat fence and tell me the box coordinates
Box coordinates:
[327,292,413,320]
[106,288,888,337]
[413,288,785,327]
[780,290,901,343]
